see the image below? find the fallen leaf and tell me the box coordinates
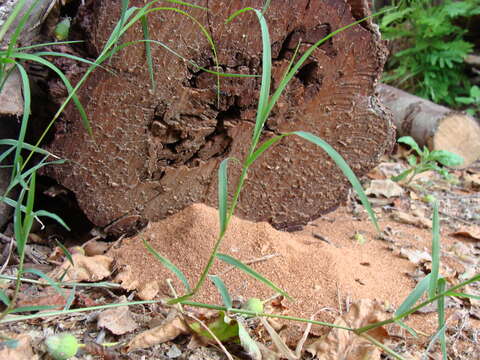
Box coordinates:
[399,248,432,265]
[114,265,159,300]
[127,316,189,351]
[463,172,480,189]
[365,180,404,198]
[17,287,71,310]
[0,333,38,360]
[306,299,389,360]
[391,211,432,228]
[97,296,138,335]
[83,240,111,256]
[48,253,113,282]
[451,226,480,241]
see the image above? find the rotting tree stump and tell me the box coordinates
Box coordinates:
[44,0,395,231]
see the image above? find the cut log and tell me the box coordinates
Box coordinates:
[377,83,480,168]
[44,0,394,231]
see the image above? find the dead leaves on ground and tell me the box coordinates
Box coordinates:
[306,299,390,360]
[47,253,113,282]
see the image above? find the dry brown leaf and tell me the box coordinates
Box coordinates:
[48,253,113,282]
[0,334,38,360]
[463,172,480,189]
[126,315,189,351]
[16,287,71,310]
[114,265,159,300]
[306,299,389,360]
[399,248,431,265]
[451,225,480,241]
[390,211,432,228]
[97,296,138,335]
[83,240,111,256]
[365,180,404,198]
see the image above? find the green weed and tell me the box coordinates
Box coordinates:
[392,136,464,184]
[379,0,480,106]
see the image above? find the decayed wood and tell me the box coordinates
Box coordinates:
[378,84,480,168]
[44,0,394,231]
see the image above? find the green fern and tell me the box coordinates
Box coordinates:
[379,0,479,106]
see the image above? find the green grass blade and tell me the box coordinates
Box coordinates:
[7,158,65,194]
[0,0,27,43]
[218,158,229,235]
[0,146,15,164]
[143,239,191,292]
[209,275,232,309]
[446,292,480,301]
[246,135,284,167]
[140,15,156,92]
[35,210,70,231]
[13,187,27,256]
[8,305,58,313]
[429,201,440,298]
[216,253,292,300]
[6,0,40,56]
[395,320,418,338]
[0,289,10,306]
[12,53,90,134]
[21,172,35,238]
[396,274,431,317]
[54,239,74,266]
[437,278,447,360]
[23,268,65,297]
[293,131,380,232]
[63,285,76,311]
[14,40,84,51]
[0,139,59,158]
[226,8,271,151]
[33,52,112,74]
[12,64,30,180]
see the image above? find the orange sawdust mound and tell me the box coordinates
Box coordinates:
[109,204,415,332]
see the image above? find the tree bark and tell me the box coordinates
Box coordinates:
[44,0,394,231]
[377,84,480,168]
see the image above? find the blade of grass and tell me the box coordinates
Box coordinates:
[143,239,191,292]
[209,275,232,309]
[0,139,59,158]
[446,292,480,301]
[0,0,27,43]
[437,278,447,360]
[8,305,58,313]
[218,158,229,236]
[429,201,440,298]
[0,290,10,306]
[23,268,65,297]
[396,272,431,317]
[217,253,291,300]
[54,239,74,266]
[140,15,155,91]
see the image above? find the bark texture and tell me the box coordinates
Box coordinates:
[44,0,394,231]
[378,84,480,168]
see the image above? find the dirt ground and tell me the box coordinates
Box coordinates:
[1,153,480,359]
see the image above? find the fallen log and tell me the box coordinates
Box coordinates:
[377,83,480,168]
[44,0,394,231]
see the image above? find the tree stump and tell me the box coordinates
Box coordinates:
[44,0,394,231]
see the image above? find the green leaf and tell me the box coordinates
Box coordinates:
[398,136,422,155]
[143,239,191,292]
[428,150,463,167]
[218,158,229,236]
[140,15,155,92]
[23,268,65,297]
[190,311,239,341]
[293,131,379,232]
[446,292,480,301]
[396,274,431,317]
[391,169,413,182]
[217,253,291,300]
[0,289,10,306]
[429,201,440,299]
[238,319,261,360]
[9,305,58,313]
[407,154,417,166]
[395,320,418,338]
[209,275,232,309]
[35,210,70,231]
[55,239,74,266]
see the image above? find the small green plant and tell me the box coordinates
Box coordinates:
[45,333,80,360]
[456,84,480,117]
[379,0,480,106]
[392,136,464,184]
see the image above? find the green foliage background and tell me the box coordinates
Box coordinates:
[379,0,480,108]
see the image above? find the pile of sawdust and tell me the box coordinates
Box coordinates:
[109,204,417,334]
